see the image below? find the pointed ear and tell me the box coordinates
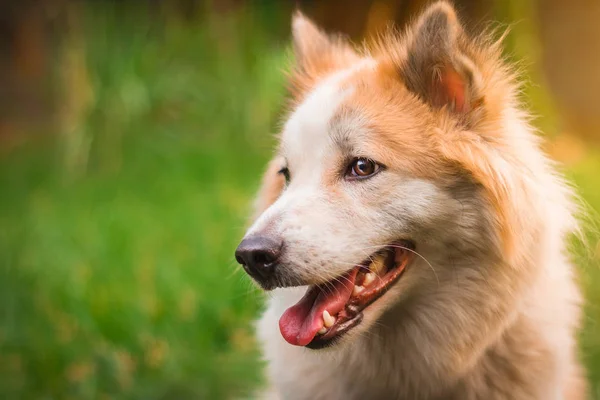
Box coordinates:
[291,11,332,67]
[290,11,359,95]
[401,2,482,115]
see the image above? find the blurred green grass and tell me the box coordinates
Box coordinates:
[0,3,598,399]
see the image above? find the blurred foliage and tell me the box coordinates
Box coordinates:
[0,2,288,399]
[0,1,598,399]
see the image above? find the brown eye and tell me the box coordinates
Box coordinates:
[348,158,381,179]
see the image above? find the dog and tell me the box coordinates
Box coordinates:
[235,2,587,399]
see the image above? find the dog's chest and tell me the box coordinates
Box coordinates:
[265,343,409,399]
[276,366,404,400]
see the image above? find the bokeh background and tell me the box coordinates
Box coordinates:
[0,0,599,399]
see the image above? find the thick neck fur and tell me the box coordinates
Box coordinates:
[251,3,586,398]
[258,226,584,399]
[255,121,585,398]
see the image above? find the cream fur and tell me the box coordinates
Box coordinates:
[241,2,587,399]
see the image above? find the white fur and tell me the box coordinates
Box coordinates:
[242,5,586,399]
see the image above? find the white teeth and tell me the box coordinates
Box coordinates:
[353,285,365,296]
[318,326,327,335]
[363,272,376,287]
[323,310,335,328]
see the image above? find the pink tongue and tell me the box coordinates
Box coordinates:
[279,268,358,346]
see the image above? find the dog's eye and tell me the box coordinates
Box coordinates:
[347,158,381,179]
[278,167,290,184]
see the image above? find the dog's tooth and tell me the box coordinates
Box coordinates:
[363,272,376,286]
[353,285,365,296]
[318,326,327,335]
[323,310,335,328]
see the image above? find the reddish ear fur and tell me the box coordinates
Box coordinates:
[401,2,482,116]
[432,65,468,113]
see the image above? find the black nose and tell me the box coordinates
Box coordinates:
[235,236,282,282]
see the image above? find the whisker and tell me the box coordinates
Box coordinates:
[387,244,439,286]
[354,244,440,286]
[225,261,246,280]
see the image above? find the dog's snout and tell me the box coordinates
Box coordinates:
[235,236,282,283]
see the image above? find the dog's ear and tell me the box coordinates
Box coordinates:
[290,11,359,96]
[401,2,483,115]
[291,11,332,68]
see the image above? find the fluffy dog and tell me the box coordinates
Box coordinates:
[235,2,587,398]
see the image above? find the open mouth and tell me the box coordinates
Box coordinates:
[278,241,414,349]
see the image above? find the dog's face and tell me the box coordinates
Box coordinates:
[237,3,517,350]
[247,63,450,286]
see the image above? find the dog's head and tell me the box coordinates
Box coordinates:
[236,1,549,351]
